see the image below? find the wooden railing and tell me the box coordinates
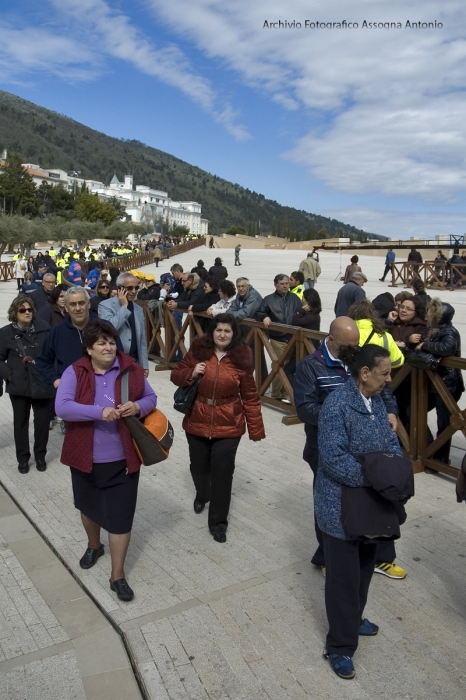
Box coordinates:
[389,261,466,290]
[0,238,205,282]
[141,304,466,476]
[0,261,14,281]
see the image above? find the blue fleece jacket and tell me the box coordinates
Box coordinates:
[315,377,401,540]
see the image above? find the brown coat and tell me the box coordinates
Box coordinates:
[171,337,265,440]
[388,316,427,344]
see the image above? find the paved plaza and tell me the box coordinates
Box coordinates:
[1,247,466,699]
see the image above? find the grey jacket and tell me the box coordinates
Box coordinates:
[228,285,263,320]
[334,280,366,317]
[98,297,149,369]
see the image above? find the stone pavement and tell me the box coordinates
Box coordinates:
[0,247,466,698]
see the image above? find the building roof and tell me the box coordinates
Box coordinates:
[110,173,120,185]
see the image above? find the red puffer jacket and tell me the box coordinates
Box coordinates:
[171,336,265,440]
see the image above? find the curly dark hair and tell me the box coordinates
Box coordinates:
[219,279,236,298]
[8,294,36,322]
[204,275,219,291]
[82,319,119,357]
[203,313,244,350]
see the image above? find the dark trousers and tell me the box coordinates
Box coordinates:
[186,433,241,532]
[10,395,53,463]
[173,311,183,362]
[380,263,392,281]
[307,447,396,566]
[322,532,377,656]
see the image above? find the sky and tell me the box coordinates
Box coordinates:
[0,0,464,239]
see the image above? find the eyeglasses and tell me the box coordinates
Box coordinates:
[122,285,140,291]
[400,305,415,311]
[100,285,110,289]
[18,308,32,314]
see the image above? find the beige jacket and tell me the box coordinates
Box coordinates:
[299,257,321,282]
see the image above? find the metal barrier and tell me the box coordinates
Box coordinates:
[143,304,466,475]
[389,261,466,290]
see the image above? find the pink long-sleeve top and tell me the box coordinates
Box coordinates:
[55,358,157,463]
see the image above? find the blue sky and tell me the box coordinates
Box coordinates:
[1,0,464,239]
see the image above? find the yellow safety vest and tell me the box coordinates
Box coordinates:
[290,284,304,300]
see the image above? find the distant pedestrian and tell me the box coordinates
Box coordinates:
[209,236,215,249]
[208,257,228,282]
[234,244,242,266]
[153,245,162,267]
[343,256,362,284]
[380,248,396,282]
[299,252,321,289]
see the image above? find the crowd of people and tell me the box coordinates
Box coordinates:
[0,242,464,680]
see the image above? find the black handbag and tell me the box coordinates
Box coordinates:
[173,376,200,414]
[15,337,56,400]
[408,350,441,371]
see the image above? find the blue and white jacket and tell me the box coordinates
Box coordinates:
[315,377,402,540]
[294,339,398,456]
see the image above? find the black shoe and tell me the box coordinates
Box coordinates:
[110,578,134,601]
[210,529,227,543]
[36,459,47,472]
[193,499,205,514]
[18,461,29,474]
[79,545,104,569]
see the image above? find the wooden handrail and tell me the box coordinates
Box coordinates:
[389,261,466,290]
[142,303,466,475]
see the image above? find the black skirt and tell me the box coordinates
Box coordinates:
[70,460,140,535]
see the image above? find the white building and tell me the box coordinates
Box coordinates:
[2,155,207,235]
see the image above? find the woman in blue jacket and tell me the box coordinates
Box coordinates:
[315,345,401,680]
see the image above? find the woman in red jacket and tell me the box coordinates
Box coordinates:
[171,313,265,543]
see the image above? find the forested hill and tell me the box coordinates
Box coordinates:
[0,90,385,240]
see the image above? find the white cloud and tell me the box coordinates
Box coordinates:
[0,24,100,81]
[47,0,251,140]
[322,208,466,240]
[148,0,466,201]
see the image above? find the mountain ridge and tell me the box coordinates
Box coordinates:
[0,90,386,240]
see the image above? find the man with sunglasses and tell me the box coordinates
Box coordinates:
[98,273,149,377]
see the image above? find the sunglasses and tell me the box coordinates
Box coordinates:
[100,285,110,289]
[18,308,32,314]
[121,285,140,291]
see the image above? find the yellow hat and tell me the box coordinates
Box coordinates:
[145,274,155,282]
[134,270,146,279]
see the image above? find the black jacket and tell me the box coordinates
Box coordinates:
[341,451,414,541]
[421,303,464,395]
[137,285,161,301]
[190,289,220,313]
[208,264,228,281]
[408,250,423,263]
[291,308,321,332]
[0,320,51,395]
[29,286,52,310]
[256,291,301,340]
[176,284,206,310]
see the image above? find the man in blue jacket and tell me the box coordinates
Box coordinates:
[294,316,407,580]
[36,288,92,387]
[380,248,396,282]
